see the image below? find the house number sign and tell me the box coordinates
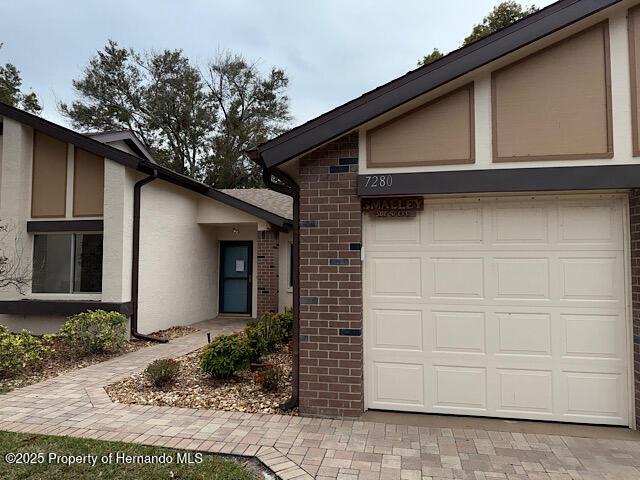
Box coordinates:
[362,196,424,217]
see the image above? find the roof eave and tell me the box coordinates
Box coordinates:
[0,101,289,228]
[253,0,621,169]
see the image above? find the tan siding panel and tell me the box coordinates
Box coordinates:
[31,132,67,218]
[492,23,612,161]
[73,148,104,217]
[629,6,640,156]
[367,84,474,167]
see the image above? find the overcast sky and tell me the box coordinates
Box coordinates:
[1,0,549,129]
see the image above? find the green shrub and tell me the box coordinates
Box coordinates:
[266,314,285,349]
[244,310,294,361]
[254,364,282,392]
[278,309,293,341]
[244,321,268,363]
[200,333,250,379]
[246,313,285,356]
[0,325,49,378]
[144,358,180,388]
[59,310,127,355]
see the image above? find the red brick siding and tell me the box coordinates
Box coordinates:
[630,190,640,428]
[298,132,363,417]
[256,229,279,319]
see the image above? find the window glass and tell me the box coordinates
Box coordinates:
[32,233,103,293]
[73,234,103,293]
[33,234,72,293]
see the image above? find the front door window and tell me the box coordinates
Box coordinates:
[219,241,252,314]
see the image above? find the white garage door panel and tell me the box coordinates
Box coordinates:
[364,195,630,425]
[497,369,553,414]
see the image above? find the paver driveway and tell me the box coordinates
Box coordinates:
[1,317,640,479]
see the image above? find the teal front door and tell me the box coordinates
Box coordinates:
[219,241,252,314]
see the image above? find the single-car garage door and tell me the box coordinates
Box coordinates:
[363,194,631,425]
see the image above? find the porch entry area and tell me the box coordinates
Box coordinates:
[219,241,253,315]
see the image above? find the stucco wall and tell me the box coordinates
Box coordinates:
[358,4,634,174]
[0,118,32,290]
[1,315,69,335]
[102,161,137,304]
[137,179,218,333]
[0,121,79,334]
[0,119,280,334]
[0,119,38,331]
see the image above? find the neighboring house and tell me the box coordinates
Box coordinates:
[249,0,640,428]
[0,103,293,336]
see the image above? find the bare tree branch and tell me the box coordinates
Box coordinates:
[0,221,30,295]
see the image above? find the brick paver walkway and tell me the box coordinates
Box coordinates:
[1,318,640,479]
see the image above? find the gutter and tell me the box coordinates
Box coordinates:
[130,168,168,343]
[257,156,300,411]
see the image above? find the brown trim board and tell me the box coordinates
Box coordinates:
[250,0,622,168]
[72,146,105,218]
[0,300,132,316]
[357,164,640,197]
[30,132,69,218]
[491,21,613,162]
[27,220,104,233]
[365,83,475,168]
[0,101,291,228]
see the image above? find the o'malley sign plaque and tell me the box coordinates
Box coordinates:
[362,197,424,217]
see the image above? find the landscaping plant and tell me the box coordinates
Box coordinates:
[0,325,49,378]
[59,310,127,355]
[201,310,293,379]
[144,358,180,388]
[244,309,294,363]
[278,308,293,341]
[200,333,251,379]
[254,364,282,392]
[244,321,269,363]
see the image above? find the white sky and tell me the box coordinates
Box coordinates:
[0,0,550,129]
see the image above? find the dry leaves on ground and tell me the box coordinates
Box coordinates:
[0,325,198,394]
[106,345,296,416]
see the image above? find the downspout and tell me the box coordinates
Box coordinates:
[130,168,168,343]
[261,165,300,410]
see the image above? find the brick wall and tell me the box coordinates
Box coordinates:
[256,229,279,319]
[298,132,363,417]
[630,190,640,428]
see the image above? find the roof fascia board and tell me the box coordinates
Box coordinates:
[149,166,290,227]
[0,101,290,228]
[0,102,142,170]
[257,0,620,168]
[89,130,155,161]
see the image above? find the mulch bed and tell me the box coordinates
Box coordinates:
[106,344,296,416]
[0,325,198,394]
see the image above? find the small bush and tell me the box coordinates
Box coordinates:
[244,321,268,363]
[144,358,180,388]
[244,310,294,361]
[200,333,250,379]
[266,314,285,349]
[254,364,282,392]
[59,310,127,355]
[0,325,49,378]
[278,309,293,342]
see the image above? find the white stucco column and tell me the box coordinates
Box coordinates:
[0,118,33,300]
[101,160,136,303]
